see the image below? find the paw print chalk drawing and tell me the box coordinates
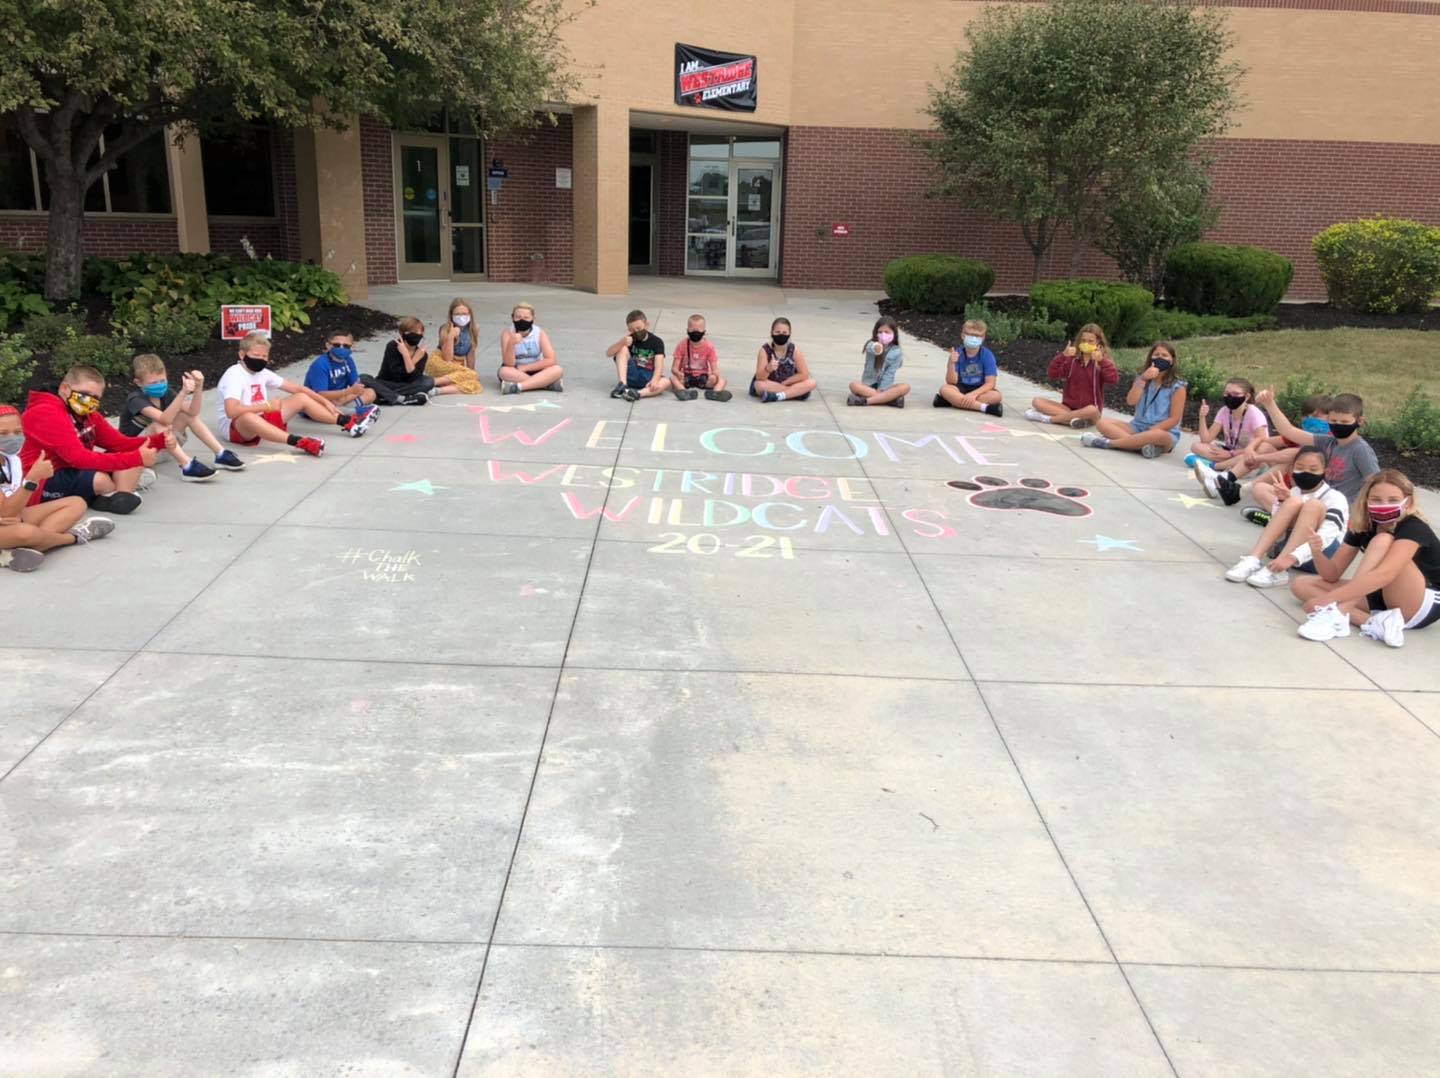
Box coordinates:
[946,475,1093,518]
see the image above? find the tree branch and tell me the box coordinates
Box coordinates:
[14,107,55,165]
[82,118,171,185]
[71,96,120,173]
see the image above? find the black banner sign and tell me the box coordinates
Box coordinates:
[674,43,758,112]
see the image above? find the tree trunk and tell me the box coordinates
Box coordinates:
[43,171,87,301]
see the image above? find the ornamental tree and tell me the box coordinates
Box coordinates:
[0,0,576,299]
[924,0,1241,282]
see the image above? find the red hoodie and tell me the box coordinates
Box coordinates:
[1048,351,1119,411]
[19,387,165,504]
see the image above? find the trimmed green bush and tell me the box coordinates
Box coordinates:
[1312,218,1440,314]
[962,302,1069,345]
[20,309,87,355]
[1029,279,1154,346]
[121,307,215,355]
[49,331,133,380]
[1276,373,1337,424]
[884,256,995,314]
[1133,308,1277,341]
[1163,242,1293,316]
[1367,385,1440,455]
[0,333,36,406]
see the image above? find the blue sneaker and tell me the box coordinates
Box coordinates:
[213,450,246,471]
[181,458,217,482]
[1183,453,1212,470]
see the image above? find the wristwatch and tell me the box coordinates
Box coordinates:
[21,479,38,491]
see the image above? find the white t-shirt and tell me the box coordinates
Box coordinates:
[1,452,22,497]
[217,365,284,438]
[1287,481,1350,565]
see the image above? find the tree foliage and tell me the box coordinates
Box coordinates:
[924,0,1242,282]
[0,0,578,297]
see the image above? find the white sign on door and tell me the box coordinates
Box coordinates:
[555,168,572,189]
[455,165,471,187]
[747,194,761,212]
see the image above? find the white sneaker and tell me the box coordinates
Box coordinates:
[1023,408,1050,423]
[1225,555,1262,582]
[137,468,157,491]
[1360,608,1405,648]
[1193,460,1219,499]
[1246,567,1290,589]
[1298,603,1351,642]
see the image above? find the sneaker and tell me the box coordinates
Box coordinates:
[342,414,364,437]
[546,379,564,392]
[762,391,781,403]
[180,459,217,482]
[354,405,381,436]
[704,389,732,402]
[612,383,626,399]
[891,396,905,408]
[1023,408,1048,423]
[932,393,951,409]
[1246,566,1290,589]
[1224,555,1262,582]
[846,393,866,406]
[1217,474,1242,506]
[213,449,246,471]
[1360,608,1405,648]
[672,387,691,402]
[1,547,45,572]
[987,402,1004,418]
[1194,461,1220,499]
[90,491,142,515]
[1242,505,1270,527]
[1183,453,1205,469]
[409,391,430,405]
[296,436,326,458]
[1140,443,1163,459]
[501,382,521,396]
[1298,602,1351,642]
[1068,416,1093,429]
[137,468,157,491]
[1080,432,1109,449]
[620,387,639,402]
[68,516,115,543]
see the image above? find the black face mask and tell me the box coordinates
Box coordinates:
[402,332,423,347]
[242,356,267,372]
[631,328,646,341]
[513,319,533,334]
[1292,471,1324,491]
[1150,358,1173,372]
[771,333,790,347]
[1329,421,1359,440]
[1223,394,1247,410]
[688,330,705,343]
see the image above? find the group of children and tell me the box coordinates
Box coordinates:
[3,301,1436,651]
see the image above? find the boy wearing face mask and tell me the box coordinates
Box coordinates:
[216,333,331,457]
[18,365,169,515]
[605,309,670,402]
[670,314,730,402]
[303,332,382,437]
[1249,389,1378,516]
[1,404,114,571]
[120,354,234,476]
[934,319,1003,416]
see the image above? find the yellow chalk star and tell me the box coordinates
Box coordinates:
[248,453,299,466]
[1171,493,1220,510]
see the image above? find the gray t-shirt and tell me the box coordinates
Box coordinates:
[1314,433,1379,503]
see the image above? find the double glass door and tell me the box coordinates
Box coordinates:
[396,136,486,280]
[686,157,780,277]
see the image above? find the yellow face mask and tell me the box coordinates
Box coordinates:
[1078,342,1098,355]
[66,390,101,417]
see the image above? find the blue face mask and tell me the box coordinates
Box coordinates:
[142,382,169,398]
[1301,416,1330,434]
[329,346,353,362]
[962,335,984,350]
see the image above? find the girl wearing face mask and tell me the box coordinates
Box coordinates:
[0,404,113,571]
[499,303,565,394]
[1026,323,1118,428]
[751,318,816,403]
[1189,379,1269,501]
[846,317,910,408]
[1292,470,1440,647]
[1223,446,1348,590]
[428,299,484,394]
[1080,342,1187,459]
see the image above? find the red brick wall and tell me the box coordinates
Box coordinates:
[0,215,179,257]
[779,126,1440,300]
[359,117,397,286]
[273,129,302,264]
[656,131,688,277]
[486,116,574,285]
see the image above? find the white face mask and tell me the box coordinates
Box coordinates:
[453,314,471,327]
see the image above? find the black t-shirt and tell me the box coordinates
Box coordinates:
[627,333,665,373]
[119,387,177,437]
[378,340,428,384]
[1344,516,1440,590]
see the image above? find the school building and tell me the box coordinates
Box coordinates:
[2,0,1438,302]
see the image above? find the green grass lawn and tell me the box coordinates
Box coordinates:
[1115,328,1439,416]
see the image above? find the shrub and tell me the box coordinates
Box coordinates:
[884,256,995,314]
[1163,242,1293,317]
[1133,308,1277,341]
[0,280,50,328]
[1312,218,1440,315]
[1367,386,1440,455]
[1178,353,1225,405]
[1275,373,1337,424]
[120,308,214,355]
[1029,279,1154,346]
[20,309,87,355]
[0,333,36,406]
[49,330,133,380]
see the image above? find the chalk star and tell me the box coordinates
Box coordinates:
[469,400,561,414]
[1078,534,1143,553]
[385,433,419,443]
[979,422,1009,433]
[1170,492,1220,510]
[390,479,447,496]
[248,452,298,466]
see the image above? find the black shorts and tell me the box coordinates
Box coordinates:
[41,468,98,503]
[684,373,711,390]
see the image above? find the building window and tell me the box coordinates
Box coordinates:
[202,126,277,217]
[0,119,172,214]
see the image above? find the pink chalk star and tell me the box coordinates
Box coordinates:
[385,433,419,443]
[979,422,1008,433]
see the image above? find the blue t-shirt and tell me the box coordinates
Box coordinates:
[305,353,360,394]
[954,345,997,389]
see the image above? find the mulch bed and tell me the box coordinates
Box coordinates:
[23,302,396,414]
[883,299,1440,489]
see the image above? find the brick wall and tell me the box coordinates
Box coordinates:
[779,126,1440,299]
[486,116,574,285]
[359,117,397,286]
[656,131,688,277]
[0,215,179,257]
[273,129,302,264]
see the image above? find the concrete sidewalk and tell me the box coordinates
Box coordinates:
[4,279,1438,1076]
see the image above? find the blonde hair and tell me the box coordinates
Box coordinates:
[1351,469,1423,531]
[398,315,424,334]
[687,313,706,327]
[63,365,105,388]
[1076,322,1110,355]
[512,302,536,319]
[132,353,166,379]
[238,331,270,351]
[962,319,987,337]
[447,297,472,326]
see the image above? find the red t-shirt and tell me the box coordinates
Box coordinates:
[674,338,718,377]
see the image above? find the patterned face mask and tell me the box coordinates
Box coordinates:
[67,390,101,416]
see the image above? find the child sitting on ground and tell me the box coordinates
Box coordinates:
[1222,446,1349,589]
[499,303,565,394]
[120,354,239,475]
[1025,324,1117,428]
[19,365,168,515]
[847,317,910,407]
[1198,394,1330,517]
[366,317,468,405]
[1,405,112,571]
[216,333,331,457]
[606,309,670,401]
[1246,390,1378,521]
[934,319,1002,416]
[751,318,816,403]
[429,298,484,394]
[1079,342,1187,458]
[670,314,730,401]
[1293,469,1440,648]
[1188,379,1269,501]
[303,331,382,437]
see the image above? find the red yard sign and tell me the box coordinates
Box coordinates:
[220,305,272,340]
[832,224,851,237]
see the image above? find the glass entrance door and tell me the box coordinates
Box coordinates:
[449,136,485,277]
[684,147,781,278]
[731,161,778,276]
[629,160,656,272]
[396,138,447,280]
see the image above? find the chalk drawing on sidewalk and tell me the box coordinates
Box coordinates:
[1170,493,1221,511]
[947,476,1092,517]
[1077,535,1143,553]
[389,479,447,496]
[336,547,421,582]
